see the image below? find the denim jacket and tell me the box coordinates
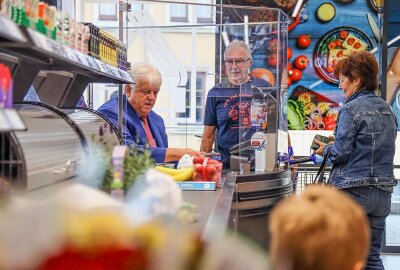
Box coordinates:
[323,90,398,189]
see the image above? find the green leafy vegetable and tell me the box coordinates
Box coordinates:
[288,99,305,130]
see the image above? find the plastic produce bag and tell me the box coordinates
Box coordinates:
[124,168,182,225]
[177,154,194,169]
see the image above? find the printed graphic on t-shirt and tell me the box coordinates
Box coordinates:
[224,93,252,129]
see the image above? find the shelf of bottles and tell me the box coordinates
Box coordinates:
[0,0,131,84]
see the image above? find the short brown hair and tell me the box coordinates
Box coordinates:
[269,186,370,270]
[334,50,378,91]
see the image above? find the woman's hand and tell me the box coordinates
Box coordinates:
[313,138,327,156]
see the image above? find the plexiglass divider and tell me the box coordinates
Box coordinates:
[82,1,288,170]
[235,9,289,172]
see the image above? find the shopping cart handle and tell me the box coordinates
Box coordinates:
[290,154,317,165]
[288,146,294,157]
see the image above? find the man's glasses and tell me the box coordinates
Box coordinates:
[224,58,251,67]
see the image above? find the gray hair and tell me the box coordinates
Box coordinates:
[130,62,162,89]
[224,40,252,60]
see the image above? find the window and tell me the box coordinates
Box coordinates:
[169,1,213,24]
[99,4,117,21]
[176,72,206,124]
[170,3,188,22]
[196,0,213,23]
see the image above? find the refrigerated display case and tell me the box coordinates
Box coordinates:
[0,11,131,191]
[0,102,122,190]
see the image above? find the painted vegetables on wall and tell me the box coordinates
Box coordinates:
[222,0,383,130]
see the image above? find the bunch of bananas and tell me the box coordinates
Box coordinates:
[155,166,194,182]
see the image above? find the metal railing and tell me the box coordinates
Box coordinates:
[293,164,400,195]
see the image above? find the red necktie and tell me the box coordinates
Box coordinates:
[141,116,156,147]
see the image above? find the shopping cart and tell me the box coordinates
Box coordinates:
[291,163,332,194]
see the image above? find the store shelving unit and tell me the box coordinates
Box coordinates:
[0,13,130,189]
[0,14,133,108]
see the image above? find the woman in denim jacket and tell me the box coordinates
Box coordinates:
[314,51,398,270]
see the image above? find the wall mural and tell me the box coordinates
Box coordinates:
[387,0,400,130]
[222,0,384,130]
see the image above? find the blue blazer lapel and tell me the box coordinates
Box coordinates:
[124,98,147,145]
[148,114,164,147]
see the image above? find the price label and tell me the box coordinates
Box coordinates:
[28,29,49,51]
[64,47,78,62]
[0,16,26,43]
[75,51,89,66]
[101,64,108,74]
[46,38,63,55]
[117,70,125,80]
[58,46,68,59]
[114,69,119,77]
[109,67,118,77]
[95,59,106,73]
[122,71,133,82]
[74,52,83,64]
[86,57,99,70]
[103,64,113,75]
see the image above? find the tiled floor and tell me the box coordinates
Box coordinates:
[382,254,400,269]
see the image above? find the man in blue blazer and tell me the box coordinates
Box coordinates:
[98,63,201,163]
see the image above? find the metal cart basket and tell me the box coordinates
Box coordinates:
[292,163,332,194]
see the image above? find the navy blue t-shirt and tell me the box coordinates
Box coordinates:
[204,77,270,169]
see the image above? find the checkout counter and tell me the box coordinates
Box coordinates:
[182,77,293,248]
[182,170,292,250]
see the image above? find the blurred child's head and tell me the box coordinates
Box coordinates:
[269,186,370,270]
